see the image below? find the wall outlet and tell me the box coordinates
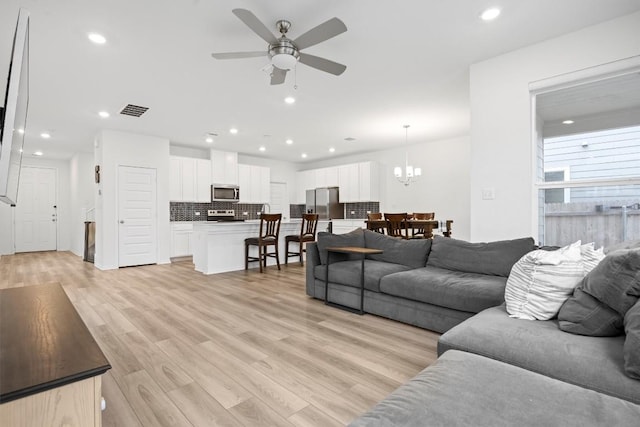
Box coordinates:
[366,210,371,214]
[194,211,200,216]
[350,211,355,215]
[243,211,248,216]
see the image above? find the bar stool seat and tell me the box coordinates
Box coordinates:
[285,213,319,266]
[244,213,282,273]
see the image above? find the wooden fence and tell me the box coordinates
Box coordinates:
[544,201,640,248]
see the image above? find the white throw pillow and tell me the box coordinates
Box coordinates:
[580,242,605,274]
[505,241,586,320]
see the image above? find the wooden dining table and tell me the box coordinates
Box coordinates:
[365,219,440,238]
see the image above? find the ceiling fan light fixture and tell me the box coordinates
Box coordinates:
[271,53,298,70]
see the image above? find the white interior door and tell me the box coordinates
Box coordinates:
[15,166,57,252]
[118,166,157,267]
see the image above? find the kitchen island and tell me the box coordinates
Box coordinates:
[193,219,329,274]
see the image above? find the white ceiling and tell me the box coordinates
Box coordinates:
[2,0,640,163]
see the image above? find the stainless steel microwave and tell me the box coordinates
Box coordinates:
[211,184,240,202]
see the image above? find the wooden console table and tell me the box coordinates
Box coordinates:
[325,246,383,314]
[0,283,111,426]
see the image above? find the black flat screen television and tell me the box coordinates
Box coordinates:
[0,8,29,205]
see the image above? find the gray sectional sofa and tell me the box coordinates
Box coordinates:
[305,228,535,332]
[347,242,640,426]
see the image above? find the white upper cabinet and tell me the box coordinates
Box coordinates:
[358,161,380,202]
[170,156,212,202]
[211,150,238,185]
[195,159,211,202]
[295,170,316,204]
[238,164,270,204]
[295,162,379,204]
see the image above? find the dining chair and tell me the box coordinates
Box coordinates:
[244,213,282,273]
[366,212,385,234]
[285,213,319,266]
[384,213,409,239]
[443,220,454,238]
[410,212,436,238]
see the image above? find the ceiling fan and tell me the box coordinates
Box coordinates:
[211,9,347,85]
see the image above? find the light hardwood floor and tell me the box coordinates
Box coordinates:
[0,251,439,426]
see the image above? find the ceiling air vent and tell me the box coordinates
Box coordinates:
[119,104,149,117]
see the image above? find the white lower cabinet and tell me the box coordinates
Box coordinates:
[171,223,193,257]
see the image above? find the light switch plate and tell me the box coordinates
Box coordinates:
[482,187,495,200]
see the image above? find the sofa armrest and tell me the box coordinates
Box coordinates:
[306,242,321,297]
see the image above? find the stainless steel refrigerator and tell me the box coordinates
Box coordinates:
[305,187,344,219]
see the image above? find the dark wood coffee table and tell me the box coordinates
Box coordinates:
[324,246,383,314]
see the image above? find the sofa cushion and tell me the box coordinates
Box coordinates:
[316,228,365,265]
[348,350,640,427]
[314,260,412,292]
[505,241,586,321]
[427,236,535,277]
[624,300,640,379]
[379,266,507,313]
[579,248,640,316]
[438,305,640,404]
[363,229,431,268]
[557,287,624,336]
[558,248,640,337]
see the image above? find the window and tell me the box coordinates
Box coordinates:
[537,125,640,247]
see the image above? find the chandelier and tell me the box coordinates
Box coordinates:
[393,125,422,186]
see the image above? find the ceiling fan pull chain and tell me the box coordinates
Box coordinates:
[294,65,298,90]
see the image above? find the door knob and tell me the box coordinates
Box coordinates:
[119,220,124,224]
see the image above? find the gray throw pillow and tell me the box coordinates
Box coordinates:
[316,228,365,265]
[580,248,640,316]
[558,287,624,336]
[624,300,640,379]
[427,236,536,277]
[363,229,431,268]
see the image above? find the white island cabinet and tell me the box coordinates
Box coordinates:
[192,220,328,274]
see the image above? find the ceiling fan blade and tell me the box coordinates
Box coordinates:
[232,9,278,45]
[293,17,347,50]
[211,51,266,60]
[270,67,288,85]
[299,53,346,76]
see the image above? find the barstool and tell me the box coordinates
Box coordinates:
[244,213,282,273]
[285,213,319,265]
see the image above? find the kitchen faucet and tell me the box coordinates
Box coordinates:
[261,203,271,213]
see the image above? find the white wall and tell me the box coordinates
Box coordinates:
[69,152,95,256]
[469,11,640,242]
[303,136,471,240]
[94,130,171,270]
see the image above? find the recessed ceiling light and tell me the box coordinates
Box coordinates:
[98,111,110,118]
[259,146,266,152]
[329,147,335,153]
[40,132,51,139]
[33,151,43,156]
[284,97,295,104]
[88,33,106,44]
[480,8,501,21]
[230,128,238,134]
[344,137,356,142]
[205,137,213,143]
[563,120,575,124]
[301,153,307,158]
[286,139,293,145]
